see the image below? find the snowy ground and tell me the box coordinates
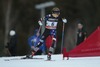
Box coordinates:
[0,54,100,67]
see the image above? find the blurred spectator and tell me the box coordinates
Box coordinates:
[76,23,87,46]
[28,29,45,55]
[5,29,17,56]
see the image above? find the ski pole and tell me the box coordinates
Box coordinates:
[37,26,42,34]
[61,22,65,53]
[31,26,42,57]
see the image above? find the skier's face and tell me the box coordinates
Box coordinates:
[52,12,60,18]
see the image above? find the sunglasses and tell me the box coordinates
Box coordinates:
[52,11,60,14]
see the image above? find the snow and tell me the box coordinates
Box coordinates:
[0,54,100,67]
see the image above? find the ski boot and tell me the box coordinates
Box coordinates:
[47,53,51,60]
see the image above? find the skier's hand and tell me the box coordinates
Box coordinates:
[62,18,67,23]
[31,46,39,52]
[31,46,36,51]
[38,21,43,26]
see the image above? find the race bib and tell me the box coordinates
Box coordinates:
[46,21,58,27]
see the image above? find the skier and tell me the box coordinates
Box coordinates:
[24,29,45,59]
[31,7,67,60]
[28,29,46,55]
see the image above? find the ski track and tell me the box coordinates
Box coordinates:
[0,54,100,67]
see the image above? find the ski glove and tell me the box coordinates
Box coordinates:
[38,21,43,26]
[31,46,39,52]
[62,18,67,23]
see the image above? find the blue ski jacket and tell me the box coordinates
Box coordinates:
[28,34,45,52]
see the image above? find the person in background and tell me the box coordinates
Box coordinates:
[76,23,87,46]
[6,29,17,56]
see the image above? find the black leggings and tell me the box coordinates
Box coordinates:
[36,28,57,48]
